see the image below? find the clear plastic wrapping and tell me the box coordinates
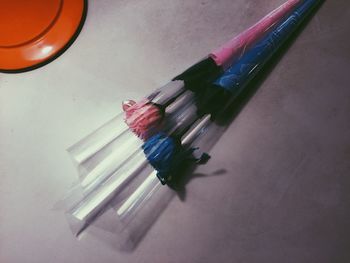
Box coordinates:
[61,0,316,250]
[107,114,228,249]
[64,103,228,245]
[67,105,233,249]
[67,90,195,196]
[64,91,198,235]
[67,113,129,170]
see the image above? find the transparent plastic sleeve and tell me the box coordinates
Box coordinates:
[213,0,322,95]
[210,0,301,69]
[67,91,195,195]
[62,0,321,249]
[67,80,186,177]
[67,113,129,167]
[64,92,199,236]
[104,114,228,250]
[66,150,149,236]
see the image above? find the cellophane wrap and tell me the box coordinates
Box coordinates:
[61,0,321,250]
[213,0,322,95]
[63,92,200,239]
[210,0,301,69]
[68,113,229,251]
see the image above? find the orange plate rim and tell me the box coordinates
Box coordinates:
[0,0,88,73]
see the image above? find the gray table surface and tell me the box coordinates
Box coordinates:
[1,0,350,262]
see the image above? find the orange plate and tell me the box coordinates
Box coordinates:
[0,0,87,73]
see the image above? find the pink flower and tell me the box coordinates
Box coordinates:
[123,99,163,139]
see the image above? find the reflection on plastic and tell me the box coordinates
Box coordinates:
[117,171,161,222]
[214,0,322,94]
[210,0,301,69]
[67,151,148,236]
[67,113,129,166]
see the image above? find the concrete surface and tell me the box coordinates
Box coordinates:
[1,0,350,262]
